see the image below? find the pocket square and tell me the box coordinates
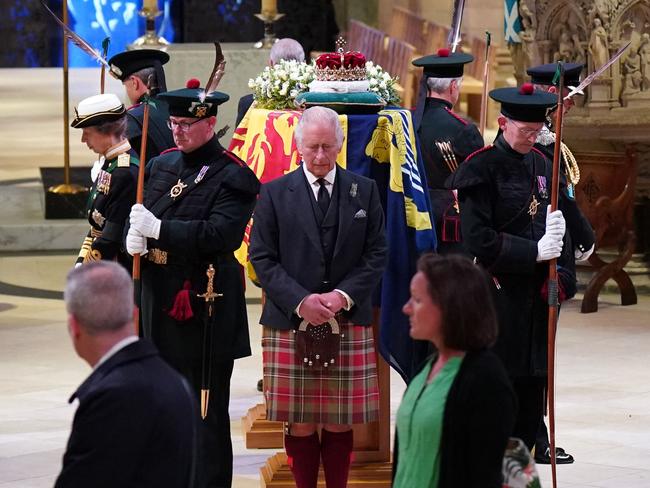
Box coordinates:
[353,209,367,219]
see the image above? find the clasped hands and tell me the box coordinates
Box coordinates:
[298,292,347,325]
[126,204,161,256]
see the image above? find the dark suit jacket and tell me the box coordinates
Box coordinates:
[235,93,254,127]
[55,339,197,488]
[250,165,387,330]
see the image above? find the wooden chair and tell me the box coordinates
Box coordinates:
[573,148,639,313]
[381,37,416,108]
[347,20,386,65]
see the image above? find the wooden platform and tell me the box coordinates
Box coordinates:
[241,403,284,449]
[260,452,393,488]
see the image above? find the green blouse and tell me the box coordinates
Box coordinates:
[393,355,464,488]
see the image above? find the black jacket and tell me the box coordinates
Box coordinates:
[447,136,576,377]
[126,97,175,165]
[417,97,484,251]
[76,147,138,269]
[250,165,387,330]
[140,135,260,363]
[55,340,197,488]
[393,349,516,488]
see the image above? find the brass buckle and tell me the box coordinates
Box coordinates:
[147,248,168,265]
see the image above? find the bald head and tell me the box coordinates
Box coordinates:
[270,38,305,65]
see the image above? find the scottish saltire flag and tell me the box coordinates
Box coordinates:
[504,0,522,44]
[229,107,436,380]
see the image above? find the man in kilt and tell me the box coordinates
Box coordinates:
[250,106,387,488]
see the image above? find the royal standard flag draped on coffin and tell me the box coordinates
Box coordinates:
[230,107,437,381]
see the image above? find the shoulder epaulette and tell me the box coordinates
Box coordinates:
[464,145,493,162]
[222,150,247,168]
[444,107,468,126]
[160,147,179,155]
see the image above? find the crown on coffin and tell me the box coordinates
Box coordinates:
[314,37,367,82]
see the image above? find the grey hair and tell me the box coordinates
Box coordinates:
[131,67,156,87]
[294,106,344,148]
[65,261,133,335]
[95,115,127,138]
[426,76,463,94]
[270,38,305,64]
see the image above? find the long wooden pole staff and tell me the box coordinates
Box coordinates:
[479,31,491,136]
[132,91,151,335]
[547,61,565,488]
[100,37,110,94]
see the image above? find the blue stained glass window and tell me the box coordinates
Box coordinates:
[67,0,174,67]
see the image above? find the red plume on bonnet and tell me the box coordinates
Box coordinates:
[186,78,201,89]
[437,48,451,57]
[519,82,535,95]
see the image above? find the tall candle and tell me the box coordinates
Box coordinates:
[143,0,157,11]
[261,0,277,15]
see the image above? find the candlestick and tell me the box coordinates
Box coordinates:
[254,10,285,49]
[130,1,169,49]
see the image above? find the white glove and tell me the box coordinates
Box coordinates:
[545,205,566,238]
[74,262,83,268]
[129,204,161,239]
[537,232,563,262]
[126,227,148,256]
[90,157,104,183]
[575,243,595,262]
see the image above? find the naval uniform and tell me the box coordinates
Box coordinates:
[447,135,576,449]
[76,140,139,269]
[139,135,260,488]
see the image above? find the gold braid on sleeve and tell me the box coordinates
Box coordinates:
[561,142,580,186]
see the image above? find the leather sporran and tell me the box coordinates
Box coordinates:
[295,318,340,369]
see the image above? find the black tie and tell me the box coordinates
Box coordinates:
[317,178,330,215]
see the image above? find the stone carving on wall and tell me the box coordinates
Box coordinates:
[512,0,650,110]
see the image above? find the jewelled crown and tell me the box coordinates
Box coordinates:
[314,37,367,82]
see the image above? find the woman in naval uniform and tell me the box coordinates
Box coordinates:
[72,93,139,270]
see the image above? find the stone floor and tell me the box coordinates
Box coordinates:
[1,68,649,487]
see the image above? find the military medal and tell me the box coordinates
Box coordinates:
[567,183,575,199]
[170,179,188,199]
[194,165,209,184]
[91,209,106,226]
[537,176,548,200]
[96,170,112,194]
[350,182,358,197]
[528,195,540,217]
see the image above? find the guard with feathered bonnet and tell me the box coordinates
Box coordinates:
[72,93,139,270]
[446,82,578,453]
[108,49,175,163]
[125,77,260,488]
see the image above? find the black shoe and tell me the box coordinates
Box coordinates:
[534,446,575,464]
[256,379,263,392]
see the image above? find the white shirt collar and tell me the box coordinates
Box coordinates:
[94,336,139,370]
[302,162,337,187]
[104,139,132,160]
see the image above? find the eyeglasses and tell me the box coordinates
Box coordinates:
[509,120,543,139]
[167,119,204,131]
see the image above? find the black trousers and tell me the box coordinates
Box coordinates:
[169,356,235,488]
[512,377,545,451]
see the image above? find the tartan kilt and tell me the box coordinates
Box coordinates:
[262,318,380,425]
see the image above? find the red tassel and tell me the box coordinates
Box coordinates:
[168,280,194,321]
[287,456,294,469]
